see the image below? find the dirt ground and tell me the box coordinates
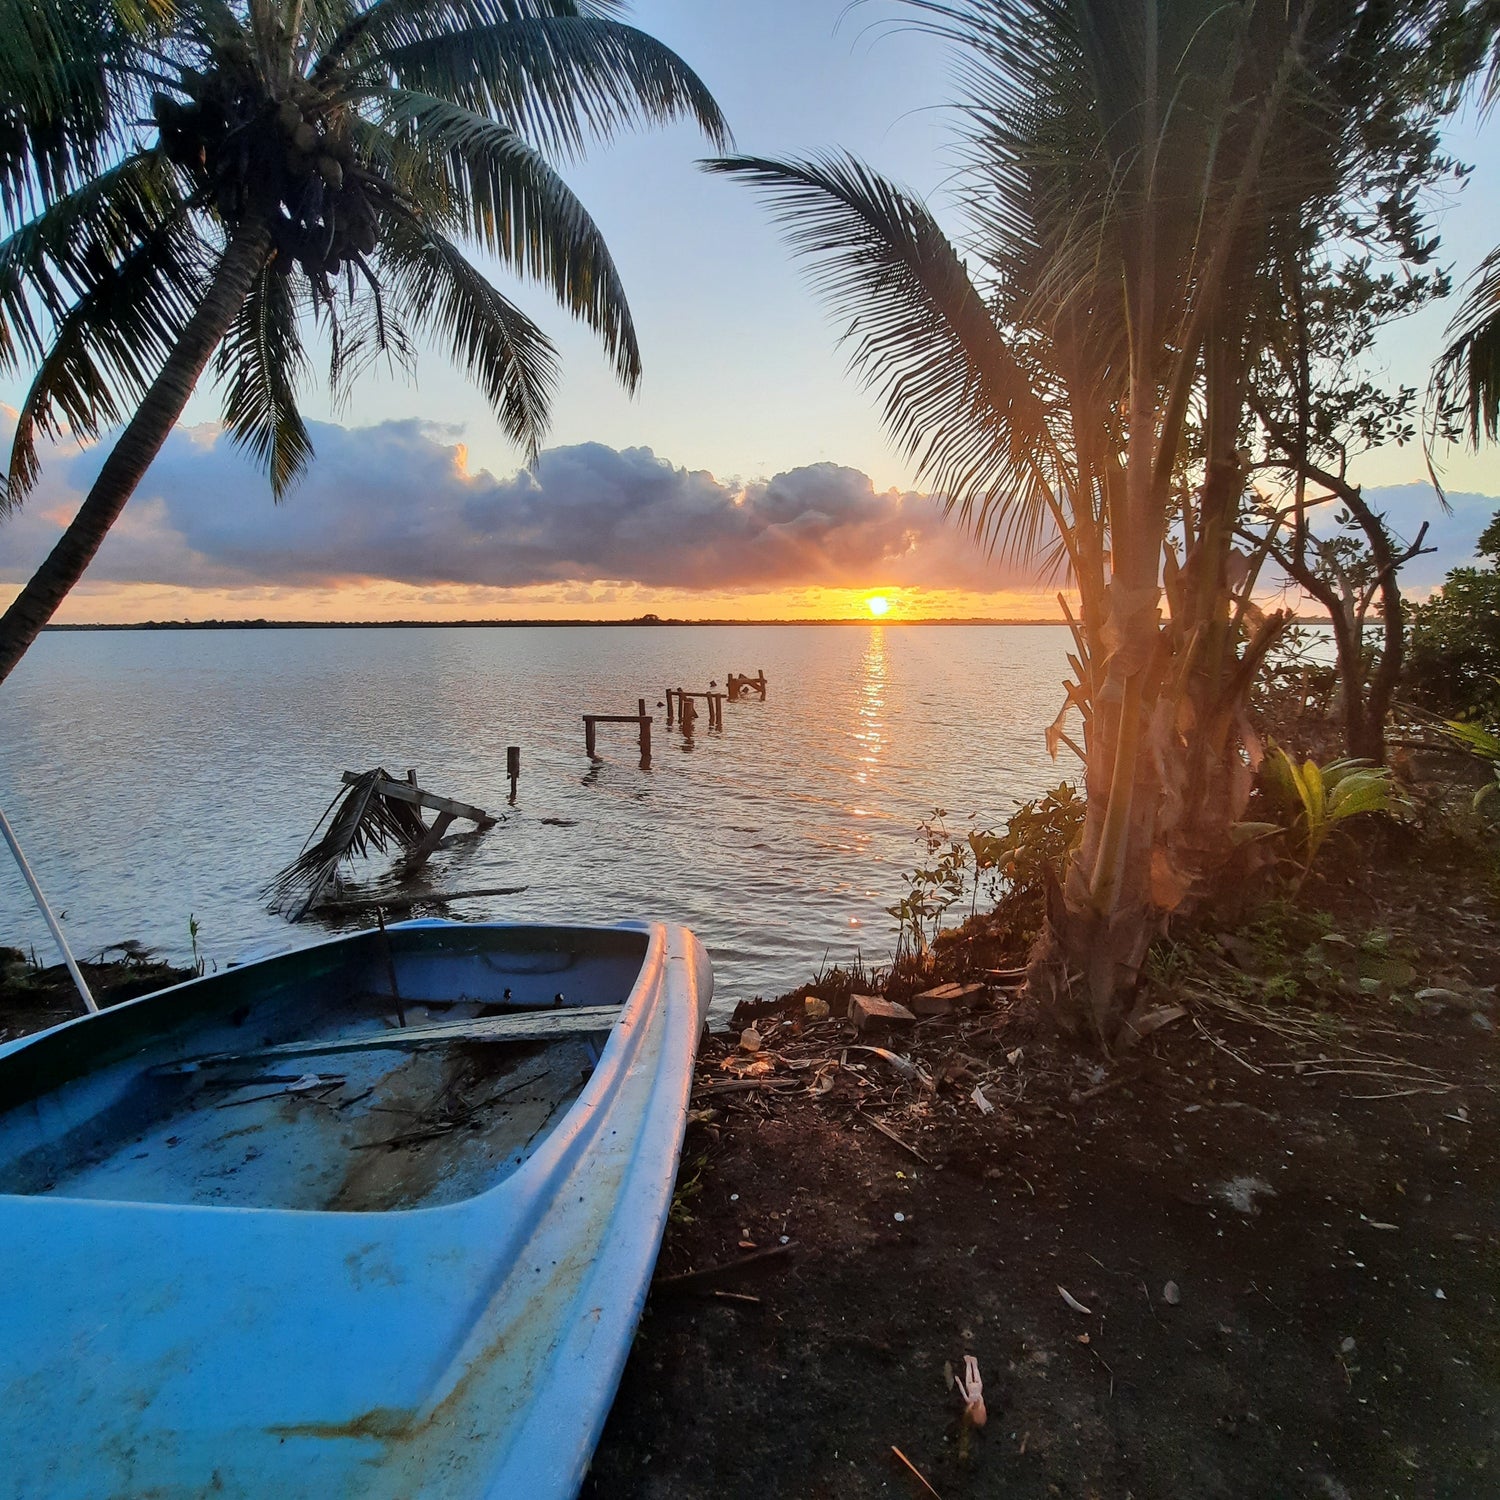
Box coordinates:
[585,849,1500,1500]
[0,945,195,1041]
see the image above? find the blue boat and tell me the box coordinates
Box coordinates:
[0,918,713,1499]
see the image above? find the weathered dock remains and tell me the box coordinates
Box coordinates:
[266,768,498,921]
[342,770,496,868]
[584,698,652,764]
[726,670,767,700]
[664,688,726,731]
[583,671,768,761]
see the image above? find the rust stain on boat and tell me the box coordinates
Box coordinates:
[267,1406,415,1442]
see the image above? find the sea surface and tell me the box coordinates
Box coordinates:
[0,624,1071,1016]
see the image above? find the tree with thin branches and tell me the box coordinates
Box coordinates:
[0,0,728,682]
[712,0,1486,1044]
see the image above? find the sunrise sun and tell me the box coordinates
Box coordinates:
[866,595,891,617]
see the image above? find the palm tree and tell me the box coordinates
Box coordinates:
[0,0,728,683]
[711,0,1471,1044]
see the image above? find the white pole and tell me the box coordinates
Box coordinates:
[0,804,97,1014]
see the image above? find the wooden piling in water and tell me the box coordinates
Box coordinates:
[726,670,768,701]
[675,690,726,731]
[582,702,653,765]
[506,745,520,803]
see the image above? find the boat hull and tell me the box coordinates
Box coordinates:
[0,919,713,1499]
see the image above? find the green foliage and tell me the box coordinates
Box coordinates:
[887,786,1086,960]
[187,912,204,977]
[1147,898,1419,1016]
[1259,745,1410,888]
[1442,712,1500,815]
[969,782,1085,924]
[887,808,969,962]
[1250,625,1339,740]
[1406,512,1500,722]
[668,1153,707,1228]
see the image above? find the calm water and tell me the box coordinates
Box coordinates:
[0,625,1070,1014]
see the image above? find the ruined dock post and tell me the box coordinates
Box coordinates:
[582,703,654,765]
[726,670,768,701]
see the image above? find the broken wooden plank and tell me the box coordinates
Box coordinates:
[313,885,529,915]
[339,772,496,828]
[157,1005,623,1073]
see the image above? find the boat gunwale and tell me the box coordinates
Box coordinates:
[0,918,666,1221]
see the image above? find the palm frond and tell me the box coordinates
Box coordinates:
[707,151,1069,568]
[0,0,163,218]
[375,90,638,383]
[4,192,210,508]
[315,0,627,77]
[350,17,730,162]
[216,264,314,496]
[262,767,430,920]
[378,211,558,459]
[1433,246,1500,444]
[0,149,190,375]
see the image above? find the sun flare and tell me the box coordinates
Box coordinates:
[866,595,891,617]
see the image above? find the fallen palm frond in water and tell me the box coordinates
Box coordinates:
[263,769,429,921]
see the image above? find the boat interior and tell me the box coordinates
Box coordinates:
[0,924,649,1213]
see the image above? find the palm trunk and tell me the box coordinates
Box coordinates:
[0,218,271,686]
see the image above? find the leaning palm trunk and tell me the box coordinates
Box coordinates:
[0,219,271,684]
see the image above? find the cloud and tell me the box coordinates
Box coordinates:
[0,413,1027,597]
[1,411,1493,608]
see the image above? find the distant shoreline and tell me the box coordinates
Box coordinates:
[41,616,1074,631]
[40,614,1328,631]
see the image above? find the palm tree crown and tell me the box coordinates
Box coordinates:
[0,0,727,500]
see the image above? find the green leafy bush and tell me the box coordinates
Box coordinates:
[1442,715,1500,815]
[887,809,970,961]
[969,783,1085,914]
[887,786,1086,960]
[1406,511,1500,723]
[1257,746,1410,890]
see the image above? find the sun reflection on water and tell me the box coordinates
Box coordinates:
[853,625,886,793]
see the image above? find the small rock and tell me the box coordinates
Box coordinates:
[1340,1337,1357,1354]
[1163,1281,1181,1306]
[803,995,831,1023]
[1435,1288,1446,1300]
[739,1027,763,1053]
[1471,1012,1494,1034]
[849,994,917,1032]
[1416,986,1480,1012]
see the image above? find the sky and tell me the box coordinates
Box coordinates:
[2,0,1499,624]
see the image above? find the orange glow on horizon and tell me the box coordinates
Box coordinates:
[21,578,1079,626]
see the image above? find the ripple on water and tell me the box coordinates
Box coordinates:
[0,623,1070,1017]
